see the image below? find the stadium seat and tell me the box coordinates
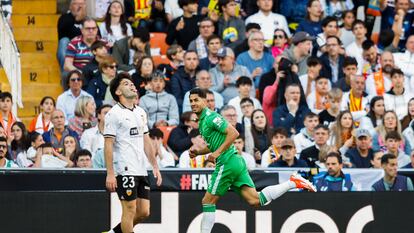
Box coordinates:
[371,32,379,45]
[157,125,176,146]
[150,32,169,55]
[152,55,171,68]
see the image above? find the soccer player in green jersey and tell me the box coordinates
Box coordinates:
[189,88,316,233]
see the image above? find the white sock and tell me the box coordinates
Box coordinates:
[201,204,216,233]
[259,181,296,206]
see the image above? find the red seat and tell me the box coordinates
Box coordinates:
[371,32,379,44]
[150,32,169,55]
[152,55,170,68]
[157,125,176,146]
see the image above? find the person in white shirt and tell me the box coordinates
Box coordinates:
[345,20,366,72]
[307,76,331,114]
[245,0,291,46]
[393,35,414,79]
[104,73,161,233]
[383,68,414,120]
[228,76,262,123]
[148,128,175,168]
[293,112,319,156]
[300,57,323,97]
[234,135,256,169]
[261,127,288,167]
[99,1,133,46]
[179,129,210,168]
[80,104,112,158]
[316,16,341,56]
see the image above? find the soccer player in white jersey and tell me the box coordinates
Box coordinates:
[104,72,162,233]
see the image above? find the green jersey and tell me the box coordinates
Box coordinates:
[198,108,237,164]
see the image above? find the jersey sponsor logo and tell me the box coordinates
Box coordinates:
[130,127,139,136]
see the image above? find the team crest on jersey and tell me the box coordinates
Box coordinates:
[126,189,132,196]
[212,117,223,127]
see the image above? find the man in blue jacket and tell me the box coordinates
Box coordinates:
[314,152,354,191]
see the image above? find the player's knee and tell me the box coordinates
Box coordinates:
[138,208,150,219]
[123,202,137,215]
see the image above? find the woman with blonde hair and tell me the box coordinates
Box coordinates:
[68,96,97,137]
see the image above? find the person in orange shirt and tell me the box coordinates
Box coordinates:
[28,96,55,134]
[0,92,19,138]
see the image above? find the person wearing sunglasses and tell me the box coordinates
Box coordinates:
[271,29,289,58]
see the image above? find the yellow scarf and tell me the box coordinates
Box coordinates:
[349,90,362,112]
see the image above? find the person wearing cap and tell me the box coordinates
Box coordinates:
[209,47,253,103]
[236,31,275,87]
[268,138,308,167]
[320,36,346,84]
[281,31,313,76]
[313,152,354,191]
[345,128,375,168]
[245,0,291,46]
[139,71,179,128]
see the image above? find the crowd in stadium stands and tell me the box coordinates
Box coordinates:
[1,0,414,190]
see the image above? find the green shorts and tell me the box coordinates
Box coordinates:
[207,154,255,196]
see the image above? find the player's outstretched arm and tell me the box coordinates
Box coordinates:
[104,137,117,192]
[144,134,163,186]
[209,123,239,162]
[189,146,211,158]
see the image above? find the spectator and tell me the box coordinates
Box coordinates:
[339,10,356,47]
[132,56,155,97]
[261,127,288,167]
[236,31,274,87]
[271,29,289,58]
[239,98,255,128]
[273,84,311,136]
[205,90,220,112]
[233,134,256,169]
[372,153,413,191]
[329,110,355,155]
[384,68,414,120]
[80,104,111,158]
[9,122,30,163]
[87,55,117,108]
[282,32,313,76]
[57,0,87,70]
[233,23,262,57]
[359,96,385,136]
[182,70,224,112]
[345,128,375,168]
[0,92,19,137]
[112,27,151,72]
[28,96,55,134]
[293,112,319,155]
[393,35,414,78]
[171,51,199,112]
[199,35,222,71]
[62,135,79,163]
[0,137,17,168]
[300,124,330,167]
[261,58,284,123]
[372,110,411,155]
[16,132,44,168]
[296,0,323,37]
[318,88,342,126]
[188,18,215,59]
[320,36,345,83]
[334,56,357,92]
[269,138,308,167]
[179,129,209,168]
[73,149,93,168]
[365,51,401,97]
[99,1,133,47]
[258,54,281,101]
[340,75,371,122]
[307,76,330,114]
[43,109,79,152]
[167,111,198,156]
[64,18,106,72]
[68,96,98,137]
[149,128,176,168]
[210,47,252,103]
[345,20,367,71]
[402,151,414,168]
[383,131,411,168]
[140,71,179,128]
[299,57,323,97]
[371,151,384,169]
[401,97,414,131]
[380,0,414,50]
[245,0,291,46]
[228,76,262,123]
[166,0,202,49]
[34,142,73,168]
[244,109,272,164]
[314,152,354,191]
[158,44,185,79]
[315,16,341,56]
[216,0,246,48]
[220,105,244,133]
[361,40,381,77]
[320,0,354,20]
[81,41,109,87]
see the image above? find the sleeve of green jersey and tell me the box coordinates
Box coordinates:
[209,112,228,133]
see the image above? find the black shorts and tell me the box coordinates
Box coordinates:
[116,175,150,201]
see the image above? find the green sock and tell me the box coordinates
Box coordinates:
[259,192,270,206]
[202,204,216,212]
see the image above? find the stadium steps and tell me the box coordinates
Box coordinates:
[2,0,63,126]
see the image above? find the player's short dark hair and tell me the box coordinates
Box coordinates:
[40,142,53,149]
[362,39,375,51]
[322,16,337,28]
[189,88,207,99]
[110,72,133,102]
[381,153,397,164]
[189,129,200,138]
[352,19,366,30]
[0,91,13,102]
[391,68,404,78]
[326,151,342,164]
[246,23,261,32]
[314,124,330,132]
[304,112,319,121]
[385,131,402,141]
[240,97,254,106]
[179,0,198,8]
[149,128,164,139]
[91,40,107,52]
[343,56,358,67]
[307,56,321,67]
[236,76,252,87]
[272,127,288,138]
